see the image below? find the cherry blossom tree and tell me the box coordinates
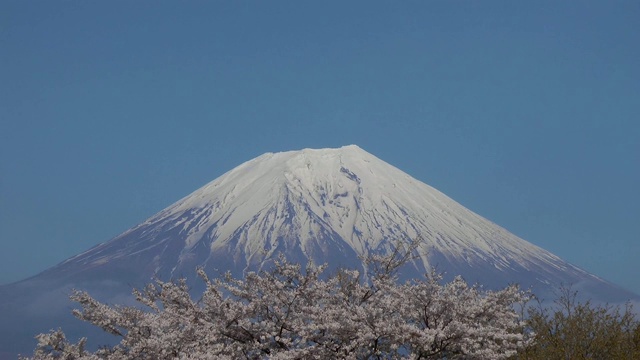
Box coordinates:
[25,246,531,359]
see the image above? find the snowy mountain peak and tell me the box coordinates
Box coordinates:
[55,145,618,297]
[148,145,539,268]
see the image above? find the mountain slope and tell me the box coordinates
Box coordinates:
[1,145,637,358]
[47,145,620,291]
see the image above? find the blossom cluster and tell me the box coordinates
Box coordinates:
[27,250,530,359]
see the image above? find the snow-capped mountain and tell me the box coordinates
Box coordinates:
[42,145,630,292]
[0,145,637,357]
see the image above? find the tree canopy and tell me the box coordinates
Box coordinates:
[25,249,531,359]
[23,242,640,359]
[517,287,640,360]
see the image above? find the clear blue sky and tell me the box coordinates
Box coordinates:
[1,1,638,294]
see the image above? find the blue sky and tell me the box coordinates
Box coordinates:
[1,1,639,295]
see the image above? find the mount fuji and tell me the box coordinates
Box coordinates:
[1,145,637,357]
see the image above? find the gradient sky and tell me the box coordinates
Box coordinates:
[1,1,639,295]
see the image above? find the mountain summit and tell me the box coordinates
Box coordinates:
[45,145,626,292]
[0,145,637,357]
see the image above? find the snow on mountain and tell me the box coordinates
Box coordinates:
[42,145,632,292]
[1,145,637,358]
